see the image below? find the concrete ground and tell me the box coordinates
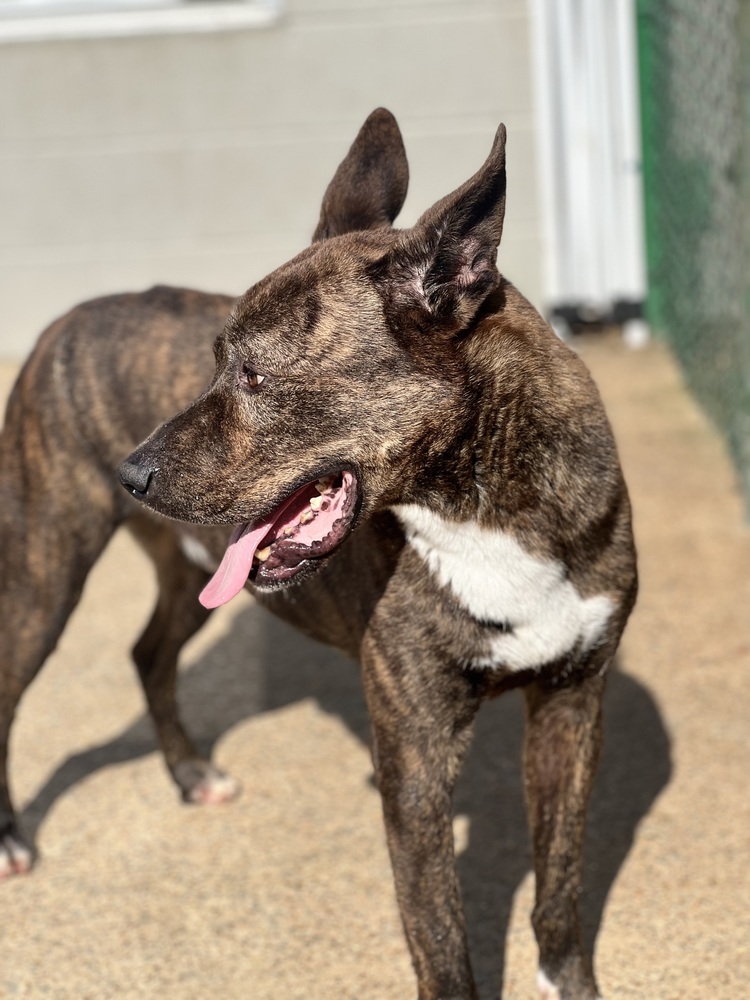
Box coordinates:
[0,334,748,999]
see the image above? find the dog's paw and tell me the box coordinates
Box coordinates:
[187,771,241,806]
[175,761,241,806]
[537,968,603,1000]
[537,970,562,1000]
[0,825,34,879]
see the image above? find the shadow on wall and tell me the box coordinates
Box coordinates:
[21,598,671,998]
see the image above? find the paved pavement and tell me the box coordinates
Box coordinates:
[0,334,748,999]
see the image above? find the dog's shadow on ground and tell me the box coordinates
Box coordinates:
[21,598,671,998]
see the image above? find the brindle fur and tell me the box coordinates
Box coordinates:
[2,110,636,1000]
[121,119,637,999]
[0,108,408,843]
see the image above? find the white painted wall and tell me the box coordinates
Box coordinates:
[0,0,543,359]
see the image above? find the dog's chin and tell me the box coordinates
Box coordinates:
[199,468,360,608]
[251,551,330,592]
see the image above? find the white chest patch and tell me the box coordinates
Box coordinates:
[179,533,220,575]
[392,505,614,672]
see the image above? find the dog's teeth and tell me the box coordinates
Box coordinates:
[315,478,334,494]
[256,546,272,562]
[309,495,323,511]
[283,524,296,536]
[299,510,314,525]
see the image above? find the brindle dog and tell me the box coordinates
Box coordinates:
[2,109,636,999]
[120,117,637,999]
[0,109,408,856]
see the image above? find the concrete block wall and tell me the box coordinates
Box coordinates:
[0,0,543,359]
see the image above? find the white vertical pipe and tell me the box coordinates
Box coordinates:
[614,0,647,300]
[529,0,647,316]
[530,0,563,304]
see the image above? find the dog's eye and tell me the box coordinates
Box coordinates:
[240,363,267,392]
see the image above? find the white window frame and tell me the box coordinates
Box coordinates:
[0,0,282,43]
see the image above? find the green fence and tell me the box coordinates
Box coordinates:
[637,0,750,513]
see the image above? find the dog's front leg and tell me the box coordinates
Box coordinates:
[522,671,606,1000]
[361,635,481,1000]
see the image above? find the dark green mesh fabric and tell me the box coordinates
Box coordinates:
[637,0,750,512]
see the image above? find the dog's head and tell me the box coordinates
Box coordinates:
[120,110,507,605]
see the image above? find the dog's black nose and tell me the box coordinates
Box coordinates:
[118,460,154,496]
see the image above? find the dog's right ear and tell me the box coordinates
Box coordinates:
[312,108,409,242]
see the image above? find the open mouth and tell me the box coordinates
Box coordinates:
[199,469,359,608]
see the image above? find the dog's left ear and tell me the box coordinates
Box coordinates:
[379,124,507,337]
[312,108,409,242]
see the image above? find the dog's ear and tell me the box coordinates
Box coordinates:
[378,123,507,337]
[312,108,409,242]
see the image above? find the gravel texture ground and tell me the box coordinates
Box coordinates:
[0,332,748,999]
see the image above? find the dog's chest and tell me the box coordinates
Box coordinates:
[392,505,614,672]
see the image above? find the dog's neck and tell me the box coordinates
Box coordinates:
[391,276,613,567]
[379,282,536,520]
[413,280,563,525]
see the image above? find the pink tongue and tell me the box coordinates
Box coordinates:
[199,521,270,609]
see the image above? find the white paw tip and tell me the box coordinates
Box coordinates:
[536,970,561,1000]
[0,837,33,878]
[536,969,603,1000]
[189,772,241,805]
